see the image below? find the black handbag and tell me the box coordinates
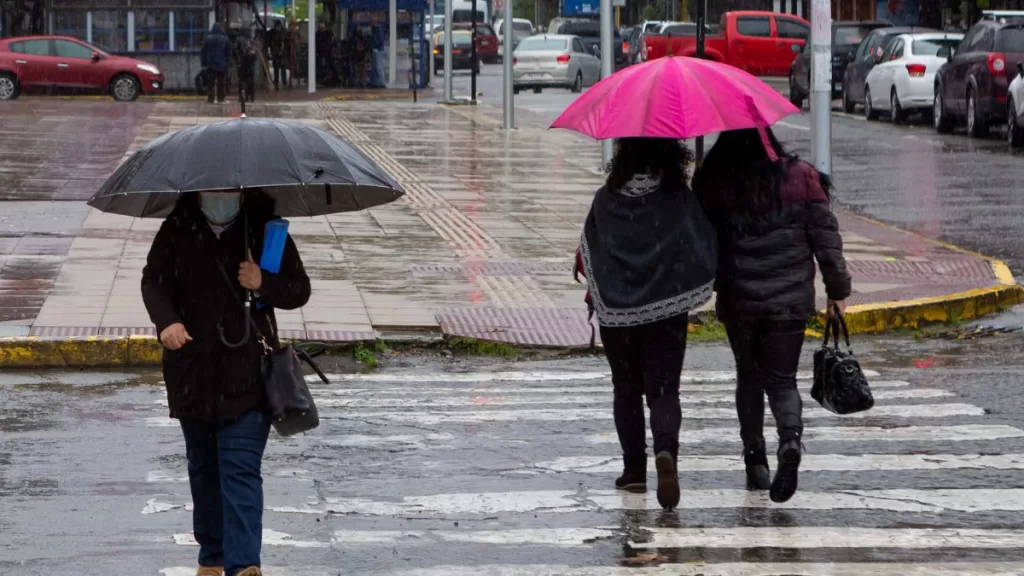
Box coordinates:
[812,308,874,415]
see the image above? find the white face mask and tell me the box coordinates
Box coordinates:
[200,192,241,225]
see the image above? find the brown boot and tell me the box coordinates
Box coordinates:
[236,568,263,576]
[195,567,223,576]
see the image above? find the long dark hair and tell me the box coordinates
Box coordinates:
[606,138,694,193]
[693,127,829,212]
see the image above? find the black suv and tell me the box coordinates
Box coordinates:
[842,25,935,112]
[934,18,1024,137]
[789,21,891,108]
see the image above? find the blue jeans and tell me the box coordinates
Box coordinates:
[371,49,385,88]
[180,410,271,576]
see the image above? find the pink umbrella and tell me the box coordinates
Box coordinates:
[550,56,800,146]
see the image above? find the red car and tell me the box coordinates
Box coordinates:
[452,23,499,64]
[0,35,164,101]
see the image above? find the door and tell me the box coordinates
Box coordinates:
[949,27,986,114]
[8,39,55,87]
[574,38,599,83]
[870,38,903,110]
[732,15,774,74]
[774,16,809,76]
[53,39,104,91]
[846,31,882,103]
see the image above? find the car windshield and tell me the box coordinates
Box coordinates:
[996,27,1024,51]
[662,24,696,36]
[451,10,486,23]
[912,37,961,55]
[436,32,473,46]
[514,21,533,33]
[644,21,661,31]
[517,37,568,51]
[559,22,606,37]
[835,25,885,47]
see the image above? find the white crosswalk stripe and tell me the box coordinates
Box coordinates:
[149,366,1021,575]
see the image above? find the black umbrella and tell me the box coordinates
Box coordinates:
[87,117,404,218]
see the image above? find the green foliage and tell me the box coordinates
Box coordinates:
[353,344,377,367]
[448,337,520,357]
[688,318,728,342]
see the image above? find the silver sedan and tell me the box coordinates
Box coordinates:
[512,34,602,94]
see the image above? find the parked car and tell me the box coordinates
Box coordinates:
[789,20,892,108]
[627,21,664,64]
[643,11,808,76]
[863,32,964,123]
[843,26,934,112]
[512,34,601,94]
[557,21,626,67]
[496,17,534,59]
[934,18,1024,137]
[1008,61,1024,146]
[452,22,500,64]
[0,35,163,101]
[433,30,480,75]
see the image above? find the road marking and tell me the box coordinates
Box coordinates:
[324,403,986,423]
[331,527,615,547]
[313,380,911,396]
[173,529,328,548]
[632,526,1024,550]
[536,452,1024,473]
[585,424,1024,444]
[776,120,810,131]
[312,369,880,384]
[373,563,1024,576]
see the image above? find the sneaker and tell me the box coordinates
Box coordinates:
[654,451,679,510]
[236,568,262,576]
[195,567,223,576]
[770,437,802,503]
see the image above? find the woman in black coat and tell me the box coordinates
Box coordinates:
[142,190,310,576]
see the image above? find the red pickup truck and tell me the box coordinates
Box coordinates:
[643,11,810,76]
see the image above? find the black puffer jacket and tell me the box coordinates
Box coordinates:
[694,160,851,321]
[142,192,310,422]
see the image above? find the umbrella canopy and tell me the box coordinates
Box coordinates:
[550,56,800,140]
[88,118,404,218]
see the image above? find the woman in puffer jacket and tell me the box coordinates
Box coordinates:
[692,127,851,504]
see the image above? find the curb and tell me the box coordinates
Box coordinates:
[23,91,431,103]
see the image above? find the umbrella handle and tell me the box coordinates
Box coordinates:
[218,293,252,348]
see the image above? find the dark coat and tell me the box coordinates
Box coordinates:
[141,192,311,422]
[694,160,851,322]
[200,23,232,73]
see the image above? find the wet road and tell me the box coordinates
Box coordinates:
[4,328,1024,574]
[452,65,1024,277]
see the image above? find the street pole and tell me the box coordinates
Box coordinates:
[502,0,514,129]
[444,0,454,101]
[695,0,705,164]
[471,0,478,103]
[389,0,398,86]
[600,0,612,168]
[810,0,832,175]
[429,0,435,80]
[308,0,315,94]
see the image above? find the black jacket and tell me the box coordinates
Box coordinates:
[694,160,851,321]
[142,193,310,422]
[200,23,232,73]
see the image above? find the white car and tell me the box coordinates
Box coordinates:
[1008,62,1024,146]
[863,32,963,123]
[513,34,601,94]
[496,17,535,58]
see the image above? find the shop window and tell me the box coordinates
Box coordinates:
[53,10,87,41]
[92,10,127,53]
[135,10,170,51]
[174,10,208,52]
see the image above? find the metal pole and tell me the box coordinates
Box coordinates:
[810,0,831,175]
[600,0,612,167]
[695,0,706,164]
[429,0,435,79]
[444,0,454,101]
[389,0,398,86]
[471,0,478,102]
[308,0,315,94]
[502,0,514,128]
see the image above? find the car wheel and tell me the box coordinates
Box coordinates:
[513,86,520,95]
[934,87,953,133]
[842,88,855,113]
[966,89,988,138]
[864,87,878,120]
[0,72,19,101]
[788,73,804,109]
[533,87,542,94]
[890,89,906,125]
[111,74,140,102]
[1009,98,1024,148]
[571,72,583,93]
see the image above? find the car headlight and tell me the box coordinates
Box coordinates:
[137,64,160,75]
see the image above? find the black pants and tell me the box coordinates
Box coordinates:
[207,70,226,103]
[724,317,806,448]
[600,314,688,464]
[272,59,286,89]
[238,61,255,102]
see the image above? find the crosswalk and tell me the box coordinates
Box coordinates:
[147,364,1024,575]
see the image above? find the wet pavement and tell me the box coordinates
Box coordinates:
[4,328,1024,573]
[0,97,1012,344]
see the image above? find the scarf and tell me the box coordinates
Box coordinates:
[577,174,717,328]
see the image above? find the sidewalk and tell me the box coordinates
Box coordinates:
[0,98,1020,365]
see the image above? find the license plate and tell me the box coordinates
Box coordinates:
[525,73,543,79]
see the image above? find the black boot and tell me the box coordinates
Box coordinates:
[743,439,771,491]
[615,454,647,492]
[654,451,680,510]
[770,436,802,503]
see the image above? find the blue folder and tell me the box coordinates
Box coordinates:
[256,219,289,309]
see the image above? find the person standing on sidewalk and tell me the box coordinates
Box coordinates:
[142,191,311,576]
[692,127,851,504]
[574,138,717,510]
[201,23,231,103]
[267,20,288,90]
[234,29,257,103]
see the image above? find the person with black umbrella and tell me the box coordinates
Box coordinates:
[142,190,310,576]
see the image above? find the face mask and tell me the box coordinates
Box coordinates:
[200,192,241,225]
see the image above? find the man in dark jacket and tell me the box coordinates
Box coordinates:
[200,22,232,103]
[142,191,310,576]
[235,29,257,103]
[266,20,288,90]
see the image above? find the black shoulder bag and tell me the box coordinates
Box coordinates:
[216,262,328,437]
[812,307,874,415]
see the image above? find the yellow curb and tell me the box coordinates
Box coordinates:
[0,336,130,367]
[320,92,423,102]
